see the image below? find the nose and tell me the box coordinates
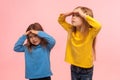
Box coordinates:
[72,17,76,21]
[31,37,36,40]
[72,15,77,19]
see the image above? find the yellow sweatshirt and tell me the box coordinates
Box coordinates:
[58,14,101,68]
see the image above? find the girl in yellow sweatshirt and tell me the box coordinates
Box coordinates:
[58,6,101,80]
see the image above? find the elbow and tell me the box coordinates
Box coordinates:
[58,14,65,24]
[96,22,102,31]
[13,46,20,52]
[52,39,56,47]
[58,17,62,24]
[13,47,17,52]
[98,24,102,31]
[52,39,56,48]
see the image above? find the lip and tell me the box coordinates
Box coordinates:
[33,41,37,43]
[72,19,74,22]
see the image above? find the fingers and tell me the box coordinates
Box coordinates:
[62,12,74,17]
[78,8,86,18]
[67,12,74,16]
[24,31,30,35]
[24,30,38,35]
[30,30,38,34]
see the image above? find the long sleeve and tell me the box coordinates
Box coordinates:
[14,35,27,52]
[58,14,72,32]
[86,15,101,37]
[37,31,56,50]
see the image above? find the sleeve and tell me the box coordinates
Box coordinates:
[86,15,102,38]
[38,31,56,50]
[58,14,72,32]
[13,35,27,52]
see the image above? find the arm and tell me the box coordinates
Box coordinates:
[58,12,73,31]
[74,8,101,31]
[30,30,56,50]
[86,15,101,32]
[84,15,102,38]
[14,31,30,52]
[13,35,27,52]
[38,31,56,49]
[76,8,101,37]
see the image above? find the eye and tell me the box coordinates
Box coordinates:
[34,35,38,37]
[28,36,32,39]
[28,34,38,39]
[72,13,80,17]
[72,13,75,17]
[76,13,80,17]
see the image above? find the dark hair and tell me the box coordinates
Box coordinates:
[25,23,48,51]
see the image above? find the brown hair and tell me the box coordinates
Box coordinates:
[25,23,48,51]
[72,6,93,33]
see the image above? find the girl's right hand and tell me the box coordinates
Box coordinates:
[24,31,30,35]
[30,30,39,34]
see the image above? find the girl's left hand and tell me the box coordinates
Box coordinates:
[73,8,86,18]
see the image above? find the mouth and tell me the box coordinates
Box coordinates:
[72,20,75,23]
[33,41,38,44]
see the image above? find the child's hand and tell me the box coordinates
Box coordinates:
[24,31,30,35]
[62,12,74,17]
[73,8,86,18]
[30,30,39,34]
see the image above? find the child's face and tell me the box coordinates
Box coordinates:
[71,9,83,27]
[28,33,41,45]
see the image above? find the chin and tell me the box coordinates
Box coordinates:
[71,23,76,26]
[72,24,75,26]
[32,43,39,46]
[72,25,77,27]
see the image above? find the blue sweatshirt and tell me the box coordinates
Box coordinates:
[14,31,56,79]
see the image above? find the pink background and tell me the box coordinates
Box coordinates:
[0,0,120,80]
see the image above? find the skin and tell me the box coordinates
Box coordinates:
[61,8,97,61]
[25,30,41,45]
[62,8,87,30]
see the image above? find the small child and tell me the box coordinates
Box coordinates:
[58,6,101,80]
[14,23,56,80]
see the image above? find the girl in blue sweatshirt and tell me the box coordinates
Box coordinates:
[14,23,56,80]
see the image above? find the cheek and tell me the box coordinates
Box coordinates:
[37,38,41,42]
[77,19,83,25]
[29,38,33,42]
[38,39,41,42]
